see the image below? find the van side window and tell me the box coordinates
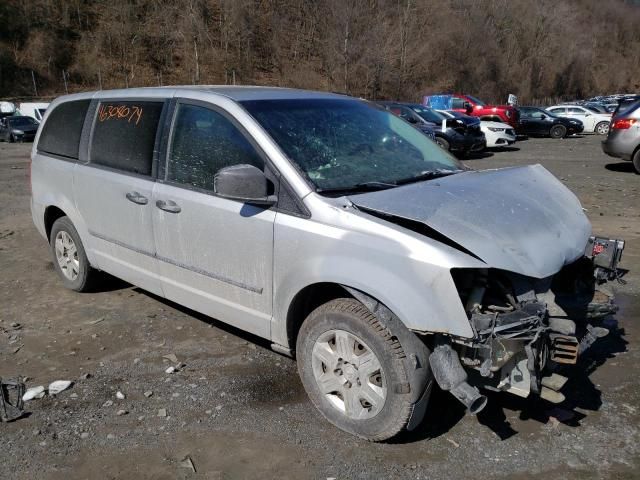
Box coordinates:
[37,100,90,159]
[167,104,263,191]
[91,101,163,176]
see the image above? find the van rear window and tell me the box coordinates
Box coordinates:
[90,101,163,176]
[37,100,90,159]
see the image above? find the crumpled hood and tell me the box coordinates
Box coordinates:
[350,165,591,279]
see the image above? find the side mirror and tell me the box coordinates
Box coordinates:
[214,164,277,206]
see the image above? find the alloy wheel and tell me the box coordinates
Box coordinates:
[54,230,79,281]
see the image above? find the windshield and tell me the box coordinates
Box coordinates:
[242,98,462,192]
[8,117,37,127]
[406,105,446,123]
[466,95,486,106]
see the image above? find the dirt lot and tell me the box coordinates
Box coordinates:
[1,136,639,480]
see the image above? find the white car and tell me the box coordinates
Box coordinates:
[480,121,516,148]
[546,105,611,135]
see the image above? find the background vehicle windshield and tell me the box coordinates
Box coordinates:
[8,117,37,127]
[466,95,486,106]
[243,99,461,191]
[407,105,447,123]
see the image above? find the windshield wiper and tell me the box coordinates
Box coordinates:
[316,181,398,195]
[394,169,463,185]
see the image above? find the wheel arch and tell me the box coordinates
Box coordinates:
[286,282,354,355]
[44,205,68,241]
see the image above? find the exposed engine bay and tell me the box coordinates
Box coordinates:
[437,236,626,412]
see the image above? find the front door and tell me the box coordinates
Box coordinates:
[152,101,275,338]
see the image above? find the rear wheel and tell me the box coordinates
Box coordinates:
[297,298,430,441]
[549,125,566,139]
[8,134,15,143]
[595,121,610,135]
[632,149,640,174]
[434,136,450,151]
[49,216,97,292]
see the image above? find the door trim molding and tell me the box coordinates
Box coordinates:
[88,229,263,294]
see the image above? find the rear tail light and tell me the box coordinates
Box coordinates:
[611,118,637,130]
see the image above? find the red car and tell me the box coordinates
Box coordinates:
[423,94,520,128]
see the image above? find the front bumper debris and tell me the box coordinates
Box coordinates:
[445,237,626,408]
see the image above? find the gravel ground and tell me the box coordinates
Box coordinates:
[0,135,638,479]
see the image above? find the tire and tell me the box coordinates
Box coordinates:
[435,136,450,151]
[49,216,97,292]
[632,149,640,175]
[549,125,566,139]
[8,134,15,143]
[595,121,610,136]
[296,298,431,441]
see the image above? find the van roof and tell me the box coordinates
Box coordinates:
[56,86,349,103]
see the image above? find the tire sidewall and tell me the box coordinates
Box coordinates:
[550,125,566,139]
[297,301,413,440]
[632,150,640,175]
[49,217,91,291]
[596,121,609,135]
[435,136,450,151]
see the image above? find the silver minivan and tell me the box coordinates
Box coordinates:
[31,87,624,440]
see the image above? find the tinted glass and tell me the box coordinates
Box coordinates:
[466,95,485,106]
[408,105,446,123]
[614,99,640,118]
[451,98,466,109]
[38,100,90,159]
[519,107,532,118]
[8,117,37,127]
[91,101,163,175]
[243,98,461,192]
[167,104,263,191]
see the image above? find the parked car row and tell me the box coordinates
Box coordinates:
[0,101,50,142]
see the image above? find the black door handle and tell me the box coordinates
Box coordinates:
[156,199,181,213]
[125,191,148,205]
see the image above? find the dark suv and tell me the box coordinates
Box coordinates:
[379,102,485,156]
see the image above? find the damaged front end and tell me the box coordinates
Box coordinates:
[435,236,626,412]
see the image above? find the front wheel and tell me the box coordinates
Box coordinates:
[434,136,450,151]
[297,298,430,441]
[8,134,15,143]
[549,125,566,139]
[49,216,97,292]
[595,121,610,135]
